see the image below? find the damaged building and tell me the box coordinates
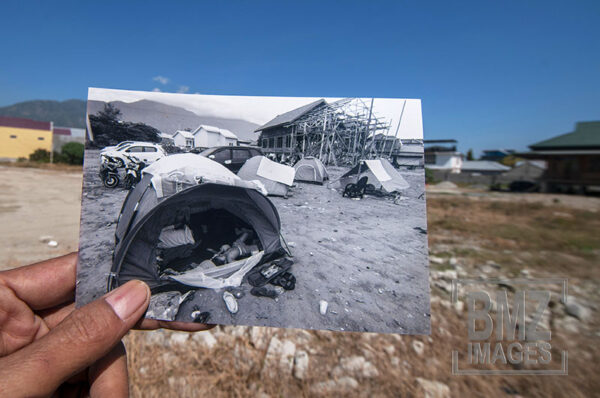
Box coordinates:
[256,98,416,166]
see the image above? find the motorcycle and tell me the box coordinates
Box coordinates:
[123,154,146,189]
[99,154,121,188]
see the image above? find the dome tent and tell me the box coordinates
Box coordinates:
[334,158,409,193]
[108,154,284,291]
[237,155,295,196]
[294,156,329,184]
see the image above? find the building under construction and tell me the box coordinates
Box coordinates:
[255,98,417,166]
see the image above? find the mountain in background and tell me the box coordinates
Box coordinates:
[0,99,86,128]
[87,99,260,142]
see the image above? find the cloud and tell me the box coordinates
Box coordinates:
[152,87,162,92]
[152,76,169,85]
[177,85,190,93]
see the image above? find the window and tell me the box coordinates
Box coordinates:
[185,138,194,148]
[276,137,283,148]
[10,135,17,139]
[269,138,275,148]
[285,136,291,147]
[232,149,250,161]
[38,137,45,141]
[262,139,268,148]
[127,146,144,153]
[212,149,230,162]
[143,146,157,152]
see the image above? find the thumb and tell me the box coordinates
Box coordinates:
[0,280,150,397]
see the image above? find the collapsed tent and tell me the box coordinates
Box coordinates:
[294,156,329,184]
[237,156,295,196]
[108,153,284,291]
[334,158,410,193]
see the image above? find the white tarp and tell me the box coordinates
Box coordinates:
[364,159,392,182]
[167,251,264,289]
[143,154,263,197]
[257,157,295,186]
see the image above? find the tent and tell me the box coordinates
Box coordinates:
[108,154,284,291]
[294,157,329,184]
[237,156,295,196]
[335,158,409,193]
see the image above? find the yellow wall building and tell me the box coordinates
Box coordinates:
[0,116,53,160]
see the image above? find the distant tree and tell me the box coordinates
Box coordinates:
[97,103,122,122]
[466,149,474,161]
[60,142,85,164]
[89,103,161,148]
[500,155,522,167]
[29,149,51,162]
[425,168,436,184]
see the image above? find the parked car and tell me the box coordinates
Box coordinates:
[199,146,263,172]
[100,141,137,154]
[101,142,166,166]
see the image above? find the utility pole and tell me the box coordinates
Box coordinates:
[359,98,374,163]
[50,121,54,164]
[388,99,407,158]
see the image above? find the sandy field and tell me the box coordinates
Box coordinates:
[76,150,430,334]
[2,164,600,396]
[0,165,82,268]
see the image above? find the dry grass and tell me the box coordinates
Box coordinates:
[0,161,82,172]
[122,194,600,397]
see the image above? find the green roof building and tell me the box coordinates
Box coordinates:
[522,121,600,194]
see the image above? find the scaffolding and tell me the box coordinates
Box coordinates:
[273,98,393,166]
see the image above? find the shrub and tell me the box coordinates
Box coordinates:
[60,142,84,164]
[29,149,51,162]
[425,168,436,184]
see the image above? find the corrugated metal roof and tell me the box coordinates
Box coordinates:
[461,160,510,171]
[255,99,327,132]
[530,121,600,149]
[0,116,51,131]
[53,127,71,136]
[174,130,194,139]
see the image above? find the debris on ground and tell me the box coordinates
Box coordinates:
[251,286,279,299]
[190,307,211,323]
[47,240,58,248]
[223,291,238,314]
[319,300,328,315]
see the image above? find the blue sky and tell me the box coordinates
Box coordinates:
[1,1,598,155]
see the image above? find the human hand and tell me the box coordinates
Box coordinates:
[0,253,212,397]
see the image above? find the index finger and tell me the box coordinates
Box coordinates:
[0,253,77,310]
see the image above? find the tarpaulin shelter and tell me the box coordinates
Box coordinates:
[108,154,284,291]
[334,158,409,193]
[293,157,329,184]
[237,156,295,196]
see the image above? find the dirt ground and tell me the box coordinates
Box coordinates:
[2,164,600,397]
[76,150,430,334]
[0,165,82,268]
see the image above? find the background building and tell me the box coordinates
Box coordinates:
[521,121,600,193]
[0,116,53,160]
[52,126,85,152]
[173,124,238,149]
[423,140,463,173]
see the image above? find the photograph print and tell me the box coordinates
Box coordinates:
[77,88,430,334]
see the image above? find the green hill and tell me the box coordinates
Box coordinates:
[0,99,86,128]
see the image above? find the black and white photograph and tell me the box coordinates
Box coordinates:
[77,88,430,334]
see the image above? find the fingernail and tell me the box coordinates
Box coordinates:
[105,281,150,320]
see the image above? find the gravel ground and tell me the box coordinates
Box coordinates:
[76,150,430,334]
